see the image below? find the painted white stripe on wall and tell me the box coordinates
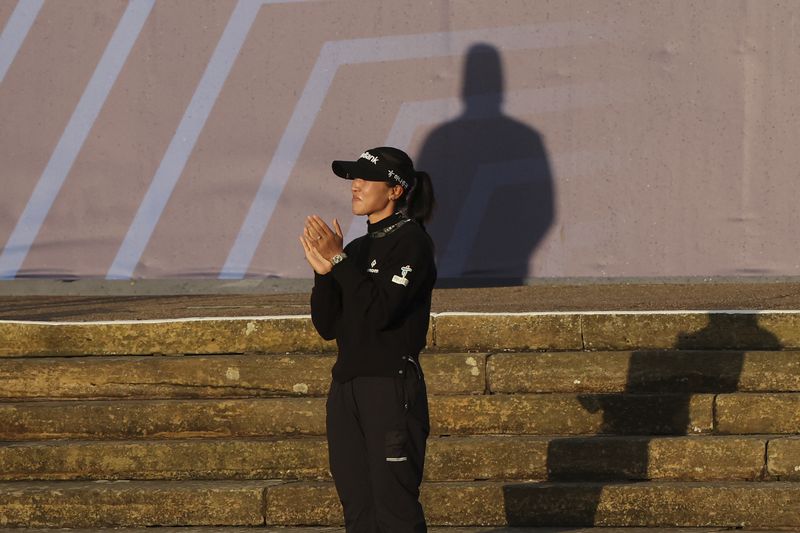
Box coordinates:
[219,40,339,279]
[0,0,44,84]
[107,0,260,279]
[107,0,321,280]
[220,21,612,279]
[0,0,155,279]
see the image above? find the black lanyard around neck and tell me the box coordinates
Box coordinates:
[369,217,411,238]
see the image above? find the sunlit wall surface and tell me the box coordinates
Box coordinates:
[1,0,798,281]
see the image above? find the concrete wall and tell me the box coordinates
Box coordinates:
[1,0,798,281]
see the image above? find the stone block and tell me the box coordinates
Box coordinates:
[433,313,582,352]
[582,312,787,351]
[767,437,800,480]
[0,480,270,527]
[422,353,486,395]
[0,529,318,533]
[756,313,800,348]
[0,438,330,481]
[0,398,327,441]
[425,436,549,481]
[501,481,800,527]
[488,351,630,393]
[430,394,714,436]
[716,393,800,434]
[737,351,800,391]
[487,351,800,394]
[0,353,483,400]
[266,482,342,526]
[265,481,508,526]
[1,435,764,484]
[421,482,507,526]
[0,317,335,357]
[0,354,335,400]
[264,480,800,528]
[428,435,761,482]
[545,436,765,481]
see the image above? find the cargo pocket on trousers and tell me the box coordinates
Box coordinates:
[385,429,408,463]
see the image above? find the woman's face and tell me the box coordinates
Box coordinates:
[351,178,395,217]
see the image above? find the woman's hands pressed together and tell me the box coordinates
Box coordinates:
[299,215,344,275]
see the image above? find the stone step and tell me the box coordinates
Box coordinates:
[2,479,799,529]
[488,351,800,393]
[4,393,798,440]
[0,528,785,533]
[0,529,338,533]
[0,393,728,441]
[3,350,800,401]
[0,529,328,533]
[267,480,800,528]
[717,393,800,433]
[4,311,800,357]
[0,353,486,400]
[0,529,783,533]
[1,435,783,482]
[767,436,800,478]
[0,480,270,527]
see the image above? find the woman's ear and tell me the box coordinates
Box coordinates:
[389,184,404,201]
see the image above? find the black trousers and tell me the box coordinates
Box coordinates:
[326,356,430,533]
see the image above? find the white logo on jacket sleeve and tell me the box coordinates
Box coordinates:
[392,265,412,286]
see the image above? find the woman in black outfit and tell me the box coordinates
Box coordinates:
[299,146,436,533]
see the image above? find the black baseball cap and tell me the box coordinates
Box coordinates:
[332,147,415,191]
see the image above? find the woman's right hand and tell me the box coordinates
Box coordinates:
[300,229,332,275]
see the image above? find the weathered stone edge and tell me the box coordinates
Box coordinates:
[4,393,800,440]
[2,479,800,528]
[0,435,778,482]
[264,480,800,527]
[3,311,800,356]
[3,350,799,400]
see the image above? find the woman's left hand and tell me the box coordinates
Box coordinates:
[305,215,344,261]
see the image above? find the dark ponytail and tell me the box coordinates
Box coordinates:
[367,146,435,224]
[404,170,435,224]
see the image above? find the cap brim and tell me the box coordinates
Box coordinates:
[332,159,388,182]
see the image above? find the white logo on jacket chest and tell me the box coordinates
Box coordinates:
[392,265,412,286]
[367,259,379,273]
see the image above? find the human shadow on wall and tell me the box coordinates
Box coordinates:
[500,314,779,527]
[416,43,554,287]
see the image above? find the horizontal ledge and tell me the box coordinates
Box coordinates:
[5,309,800,325]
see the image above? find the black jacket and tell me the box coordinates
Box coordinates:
[310,212,437,383]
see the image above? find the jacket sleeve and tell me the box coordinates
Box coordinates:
[310,271,342,340]
[331,233,434,331]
